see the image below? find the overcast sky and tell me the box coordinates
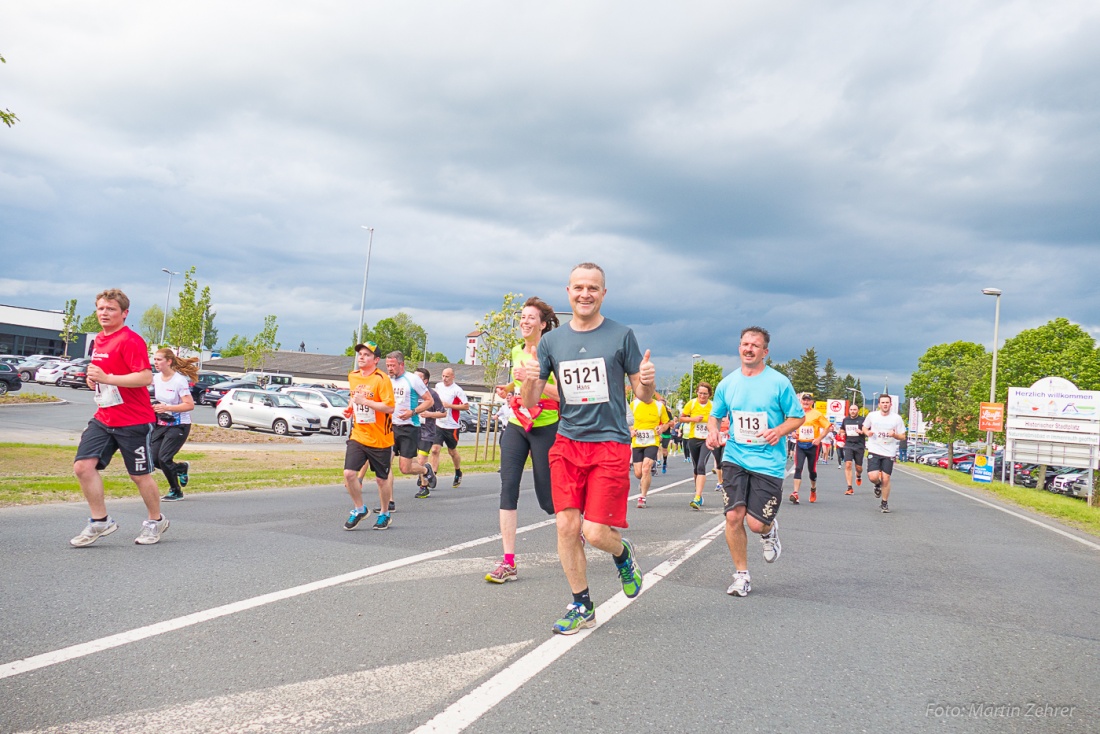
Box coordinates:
[3,1,1098,396]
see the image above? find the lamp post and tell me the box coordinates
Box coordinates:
[688,354,702,402]
[982,287,1002,459]
[354,226,375,367]
[159,268,180,346]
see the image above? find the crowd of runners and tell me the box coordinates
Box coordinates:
[66,265,907,633]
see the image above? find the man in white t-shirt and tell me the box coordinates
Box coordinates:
[386,351,436,494]
[862,395,907,513]
[433,367,470,487]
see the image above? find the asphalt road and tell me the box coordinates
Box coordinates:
[1,435,1098,732]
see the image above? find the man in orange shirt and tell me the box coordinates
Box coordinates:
[790,393,833,504]
[343,342,396,530]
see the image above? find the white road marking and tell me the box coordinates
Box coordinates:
[412,518,728,734]
[898,467,1100,551]
[18,642,533,734]
[0,478,694,681]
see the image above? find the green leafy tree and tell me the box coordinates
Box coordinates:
[78,313,101,333]
[995,318,1100,397]
[345,312,432,361]
[1,54,17,128]
[203,309,219,351]
[474,293,524,397]
[59,299,78,358]
[220,334,250,358]
[139,305,167,345]
[789,347,820,394]
[243,315,280,371]
[166,267,213,355]
[677,359,724,405]
[819,358,838,398]
[907,341,988,462]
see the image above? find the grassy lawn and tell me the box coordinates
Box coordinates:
[0,443,503,506]
[904,463,1100,537]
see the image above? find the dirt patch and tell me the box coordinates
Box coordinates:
[188,424,301,444]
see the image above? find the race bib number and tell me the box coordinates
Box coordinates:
[94,383,124,408]
[392,383,408,406]
[634,429,656,446]
[798,425,815,442]
[558,358,609,405]
[845,424,861,437]
[732,410,767,444]
[353,403,376,425]
[693,422,708,439]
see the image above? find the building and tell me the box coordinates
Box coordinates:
[0,304,89,358]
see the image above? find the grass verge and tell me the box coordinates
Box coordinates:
[905,463,1100,537]
[0,391,62,405]
[0,443,504,506]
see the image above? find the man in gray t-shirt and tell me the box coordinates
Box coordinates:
[523,262,655,636]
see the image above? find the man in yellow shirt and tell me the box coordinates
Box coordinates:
[343,342,397,530]
[631,394,671,508]
[790,393,833,504]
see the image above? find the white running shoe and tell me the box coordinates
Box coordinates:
[727,572,751,597]
[70,517,118,547]
[761,519,781,563]
[134,516,170,545]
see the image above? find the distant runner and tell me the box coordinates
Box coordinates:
[841,404,866,495]
[862,395,907,513]
[789,393,832,504]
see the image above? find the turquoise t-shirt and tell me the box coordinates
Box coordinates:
[710,366,804,478]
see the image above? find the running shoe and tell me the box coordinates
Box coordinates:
[423,465,437,489]
[845,487,854,495]
[70,517,118,547]
[661,464,667,474]
[415,487,430,499]
[616,538,643,598]
[485,562,517,583]
[344,507,369,530]
[809,488,817,503]
[552,602,595,635]
[727,572,751,597]
[873,483,882,498]
[880,501,890,513]
[689,496,703,510]
[789,492,800,505]
[374,501,397,514]
[453,470,462,488]
[761,519,781,563]
[715,482,723,493]
[651,465,658,476]
[373,514,391,530]
[134,516,170,545]
[856,476,862,486]
[162,490,185,502]
[636,496,647,509]
[177,461,190,487]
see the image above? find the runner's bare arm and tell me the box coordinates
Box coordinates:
[521,373,548,409]
[87,365,152,387]
[628,349,655,404]
[706,417,721,449]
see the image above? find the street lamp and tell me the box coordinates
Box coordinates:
[982,287,1002,458]
[354,226,375,367]
[689,354,702,401]
[159,268,180,346]
[845,387,865,410]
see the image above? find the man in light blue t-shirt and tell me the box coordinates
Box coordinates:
[707,326,805,598]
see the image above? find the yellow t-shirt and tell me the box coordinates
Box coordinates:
[795,409,831,444]
[631,399,670,448]
[509,343,558,428]
[348,369,395,448]
[681,398,712,440]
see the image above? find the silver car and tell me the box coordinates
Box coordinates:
[215,389,321,436]
[282,387,350,436]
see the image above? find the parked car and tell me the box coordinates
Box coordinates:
[201,379,261,406]
[1051,469,1089,494]
[215,388,321,435]
[0,362,23,395]
[56,363,90,389]
[1065,474,1094,499]
[0,355,26,366]
[239,371,294,389]
[35,361,75,384]
[458,407,497,433]
[917,450,948,465]
[17,356,63,381]
[281,387,350,436]
[190,371,230,402]
[937,453,975,469]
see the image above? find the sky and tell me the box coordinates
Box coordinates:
[3,1,1098,397]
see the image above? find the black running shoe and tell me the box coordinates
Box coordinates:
[374,501,397,514]
[452,470,462,488]
[415,487,430,499]
[424,464,437,489]
[177,462,190,488]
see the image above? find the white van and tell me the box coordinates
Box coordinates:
[240,371,294,389]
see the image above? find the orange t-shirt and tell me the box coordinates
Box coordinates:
[348,369,395,448]
[795,409,831,444]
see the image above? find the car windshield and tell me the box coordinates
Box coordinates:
[322,392,349,407]
[271,394,300,408]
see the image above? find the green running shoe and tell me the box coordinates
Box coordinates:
[552,603,595,635]
[616,538,643,598]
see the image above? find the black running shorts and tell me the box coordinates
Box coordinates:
[75,419,155,476]
[631,446,659,463]
[344,440,393,480]
[867,453,895,476]
[393,424,419,459]
[721,463,783,525]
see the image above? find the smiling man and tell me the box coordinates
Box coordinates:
[522,262,656,634]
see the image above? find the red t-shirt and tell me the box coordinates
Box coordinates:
[92,326,156,427]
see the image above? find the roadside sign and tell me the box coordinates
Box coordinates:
[826,399,846,424]
[972,454,993,483]
[979,402,1004,432]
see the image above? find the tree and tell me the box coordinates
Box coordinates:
[788,348,820,394]
[220,334,250,358]
[78,313,100,333]
[139,305,166,345]
[59,299,78,358]
[677,359,724,405]
[166,266,213,356]
[819,358,838,398]
[474,293,523,397]
[1,54,17,128]
[345,312,434,361]
[995,318,1100,398]
[907,341,988,462]
[203,309,219,351]
[243,315,280,371]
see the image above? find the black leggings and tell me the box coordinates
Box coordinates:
[793,443,819,481]
[686,438,712,476]
[151,424,191,491]
[498,421,557,514]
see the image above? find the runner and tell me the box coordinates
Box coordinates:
[712,416,730,492]
[343,342,396,530]
[386,351,437,496]
[658,409,674,473]
[680,383,714,510]
[706,326,805,597]
[521,262,654,634]
[433,367,470,488]
[486,297,560,583]
[789,393,832,504]
[834,424,846,468]
[151,347,198,502]
[70,289,168,547]
[631,392,670,508]
[413,367,445,499]
[820,428,834,465]
[841,403,866,494]
[862,395,907,513]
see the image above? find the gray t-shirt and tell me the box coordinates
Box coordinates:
[536,317,642,444]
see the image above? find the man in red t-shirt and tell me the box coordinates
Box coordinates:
[70,289,169,547]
